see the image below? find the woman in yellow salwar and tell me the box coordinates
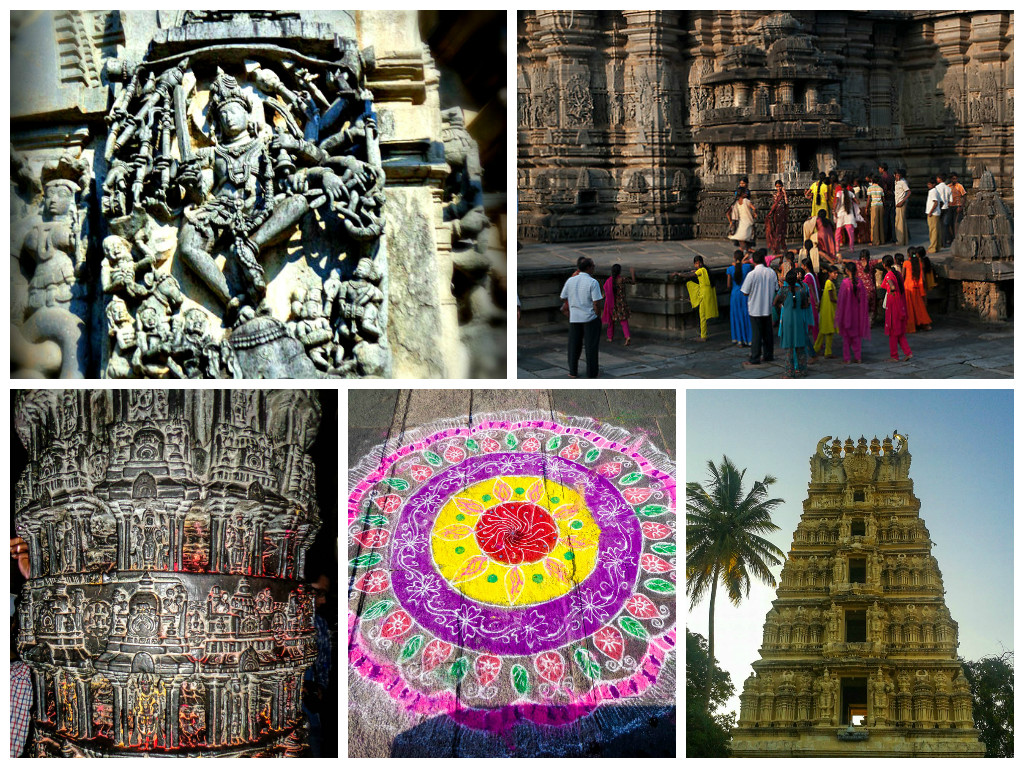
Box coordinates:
[681,255,719,341]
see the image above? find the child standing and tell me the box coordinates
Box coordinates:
[679,255,719,341]
[814,263,839,358]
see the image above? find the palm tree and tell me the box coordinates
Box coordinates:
[687,455,785,713]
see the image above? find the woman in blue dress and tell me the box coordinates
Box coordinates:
[725,250,752,347]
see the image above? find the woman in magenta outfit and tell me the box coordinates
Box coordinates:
[602,263,634,345]
[855,250,878,323]
[881,254,912,362]
[835,261,871,364]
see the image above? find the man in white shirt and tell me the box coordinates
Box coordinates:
[894,169,911,246]
[740,249,777,366]
[560,257,603,377]
[925,179,942,254]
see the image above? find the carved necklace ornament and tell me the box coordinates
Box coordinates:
[14,389,323,757]
[348,413,675,732]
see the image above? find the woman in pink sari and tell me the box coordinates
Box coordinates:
[602,263,635,344]
[835,261,871,363]
[881,254,912,361]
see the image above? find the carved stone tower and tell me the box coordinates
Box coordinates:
[731,433,984,757]
[13,390,321,757]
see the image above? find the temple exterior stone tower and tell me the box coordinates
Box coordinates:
[731,433,985,757]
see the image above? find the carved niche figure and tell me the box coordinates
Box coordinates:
[12,152,92,378]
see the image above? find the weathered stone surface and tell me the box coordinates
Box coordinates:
[518,10,1013,243]
[14,389,323,756]
[730,433,985,757]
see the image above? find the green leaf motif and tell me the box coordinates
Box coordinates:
[546,436,561,451]
[449,656,470,682]
[651,542,676,556]
[573,647,602,681]
[361,514,389,527]
[505,433,518,449]
[619,471,643,486]
[637,504,667,517]
[644,578,675,594]
[511,664,530,696]
[466,439,480,452]
[350,552,382,569]
[619,615,649,639]
[383,478,409,491]
[361,600,394,621]
[424,451,442,467]
[584,448,600,464]
[399,634,424,663]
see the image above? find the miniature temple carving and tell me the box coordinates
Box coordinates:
[731,433,985,757]
[14,390,322,757]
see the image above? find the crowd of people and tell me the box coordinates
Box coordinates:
[727,165,967,257]
[554,165,960,378]
[726,245,935,377]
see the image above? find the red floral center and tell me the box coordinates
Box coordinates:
[474,502,558,565]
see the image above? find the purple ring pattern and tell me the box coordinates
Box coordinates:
[389,453,642,656]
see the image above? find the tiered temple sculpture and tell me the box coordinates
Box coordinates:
[13,389,322,757]
[731,433,985,757]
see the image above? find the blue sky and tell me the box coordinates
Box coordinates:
[685,389,1013,716]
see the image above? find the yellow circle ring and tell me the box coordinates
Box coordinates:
[430,476,601,606]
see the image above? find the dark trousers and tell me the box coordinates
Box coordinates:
[941,208,953,247]
[568,318,601,377]
[749,315,774,364]
[884,201,896,243]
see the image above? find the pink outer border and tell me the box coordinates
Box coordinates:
[348,611,676,732]
[348,418,676,730]
[348,419,676,526]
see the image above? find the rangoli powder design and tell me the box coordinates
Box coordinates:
[348,414,676,731]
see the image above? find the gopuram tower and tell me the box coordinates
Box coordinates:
[731,433,985,757]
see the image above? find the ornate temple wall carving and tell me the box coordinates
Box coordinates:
[13,389,323,757]
[517,10,1013,243]
[12,11,503,378]
[731,433,984,757]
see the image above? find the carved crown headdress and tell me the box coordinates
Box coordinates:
[209,67,250,114]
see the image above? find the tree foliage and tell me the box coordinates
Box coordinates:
[686,629,735,757]
[961,651,1013,757]
[686,455,784,711]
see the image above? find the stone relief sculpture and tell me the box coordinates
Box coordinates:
[99,22,387,378]
[11,151,92,378]
[14,389,323,757]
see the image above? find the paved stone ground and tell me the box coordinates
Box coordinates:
[517,317,1013,379]
[348,390,676,758]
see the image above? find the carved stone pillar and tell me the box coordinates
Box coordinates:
[14,390,322,757]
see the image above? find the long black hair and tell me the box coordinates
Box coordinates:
[612,263,622,278]
[732,252,745,290]
[844,260,859,298]
[784,268,800,307]
[910,253,921,280]
[882,254,905,295]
